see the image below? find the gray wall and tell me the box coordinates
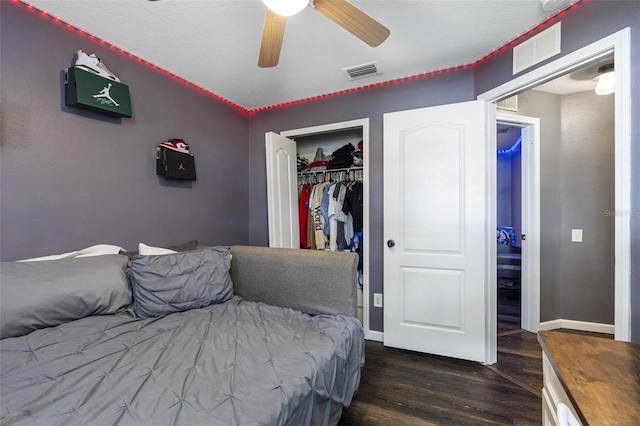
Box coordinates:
[475,0,639,339]
[559,90,615,324]
[496,143,522,247]
[497,154,513,227]
[0,1,251,261]
[248,72,476,332]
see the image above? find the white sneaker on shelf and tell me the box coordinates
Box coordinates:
[75,50,120,82]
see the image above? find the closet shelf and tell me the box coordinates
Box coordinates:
[297,166,362,176]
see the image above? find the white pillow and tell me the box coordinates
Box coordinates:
[138,243,177,256]
[18,244,125,262]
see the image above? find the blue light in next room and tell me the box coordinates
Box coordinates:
[497,136,522,155]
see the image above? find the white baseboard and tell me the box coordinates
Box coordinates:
[365,330,384,342]
[538,319,615,335]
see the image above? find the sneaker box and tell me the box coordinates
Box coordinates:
[65,67,132,118]
[156,147,196,181]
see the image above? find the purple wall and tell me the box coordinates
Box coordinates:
[474,0,640,340]
[0,1,251,261]
[496,147,522,247]
[248,73,476,331]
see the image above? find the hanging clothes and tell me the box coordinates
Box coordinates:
[298,156,363,253]
[350,231,364,288]
[342,181,364,233]
[298,184,311,249]
[320,182,332,237]
[309,182,329,250]
[328,182,353,251]
[307,202,316,250]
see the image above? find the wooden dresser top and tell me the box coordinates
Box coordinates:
[537,330,640,425]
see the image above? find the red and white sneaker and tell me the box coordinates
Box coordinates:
[160,139,190,153]
[75,50,120,82]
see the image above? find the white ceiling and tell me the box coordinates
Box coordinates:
[28,0,576,110]
[533,53,614,95]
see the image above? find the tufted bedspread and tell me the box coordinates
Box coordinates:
[0,296,364,425]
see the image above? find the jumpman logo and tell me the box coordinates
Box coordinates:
[178,162,186,171]
[92,83,120,107]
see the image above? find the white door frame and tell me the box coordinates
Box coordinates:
[479,28,632,358]
[496,115,540,334]
[280,118,372,339]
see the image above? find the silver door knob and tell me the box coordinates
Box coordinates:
[387,239,395,248]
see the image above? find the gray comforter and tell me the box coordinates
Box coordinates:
[0,296,364,425]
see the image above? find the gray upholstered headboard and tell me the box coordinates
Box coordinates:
[229,245,358,318]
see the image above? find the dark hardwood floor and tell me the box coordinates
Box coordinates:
[339,296,543,425]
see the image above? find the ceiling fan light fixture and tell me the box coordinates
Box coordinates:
[540,0,574,12]
[592,63,615,95]
[261,0,308,17]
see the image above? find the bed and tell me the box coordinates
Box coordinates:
[0,245,364,425]
[497,226,522,295]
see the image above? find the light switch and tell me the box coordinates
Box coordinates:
[571,229,583,243]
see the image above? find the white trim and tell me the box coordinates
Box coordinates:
[484,104,498,365]
[612,28,632,342]
[366,330,384,342]
[479,28,632,343]
[539,319,615,335]
[496,114,541,334]
[280,118,367,138]
[280,118,373,338]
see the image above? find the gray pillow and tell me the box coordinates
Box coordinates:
[0,255,132,339]
[129,246,234,318]
[168,240,198,252]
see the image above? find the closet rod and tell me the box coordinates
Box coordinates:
[298,166,362,176]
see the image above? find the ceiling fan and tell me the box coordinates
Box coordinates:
[258,0,390,67]
[148,0,389,68]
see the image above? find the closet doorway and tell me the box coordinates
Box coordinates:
[265,118,371,334]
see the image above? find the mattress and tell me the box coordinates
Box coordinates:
[497,252,522,261]
[0,296,364,425]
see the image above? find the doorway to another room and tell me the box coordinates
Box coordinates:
[493,52,617,345]
[496,122,524,335]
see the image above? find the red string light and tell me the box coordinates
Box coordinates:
[17,0,582,114]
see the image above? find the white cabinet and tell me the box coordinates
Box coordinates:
[541,352,582,426]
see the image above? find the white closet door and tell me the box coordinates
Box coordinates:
[265,132,300,248]
[383,100,489,363]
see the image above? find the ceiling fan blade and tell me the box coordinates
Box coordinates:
[258,9,287,68]
[313,0,389,47]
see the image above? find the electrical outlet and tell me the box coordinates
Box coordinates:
[373,293,383,308]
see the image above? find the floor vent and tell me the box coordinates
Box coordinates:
[513,22,561,75]
[342,62,382,81]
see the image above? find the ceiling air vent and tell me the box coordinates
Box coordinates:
[497,95,518,112]
[342,62,382,81]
